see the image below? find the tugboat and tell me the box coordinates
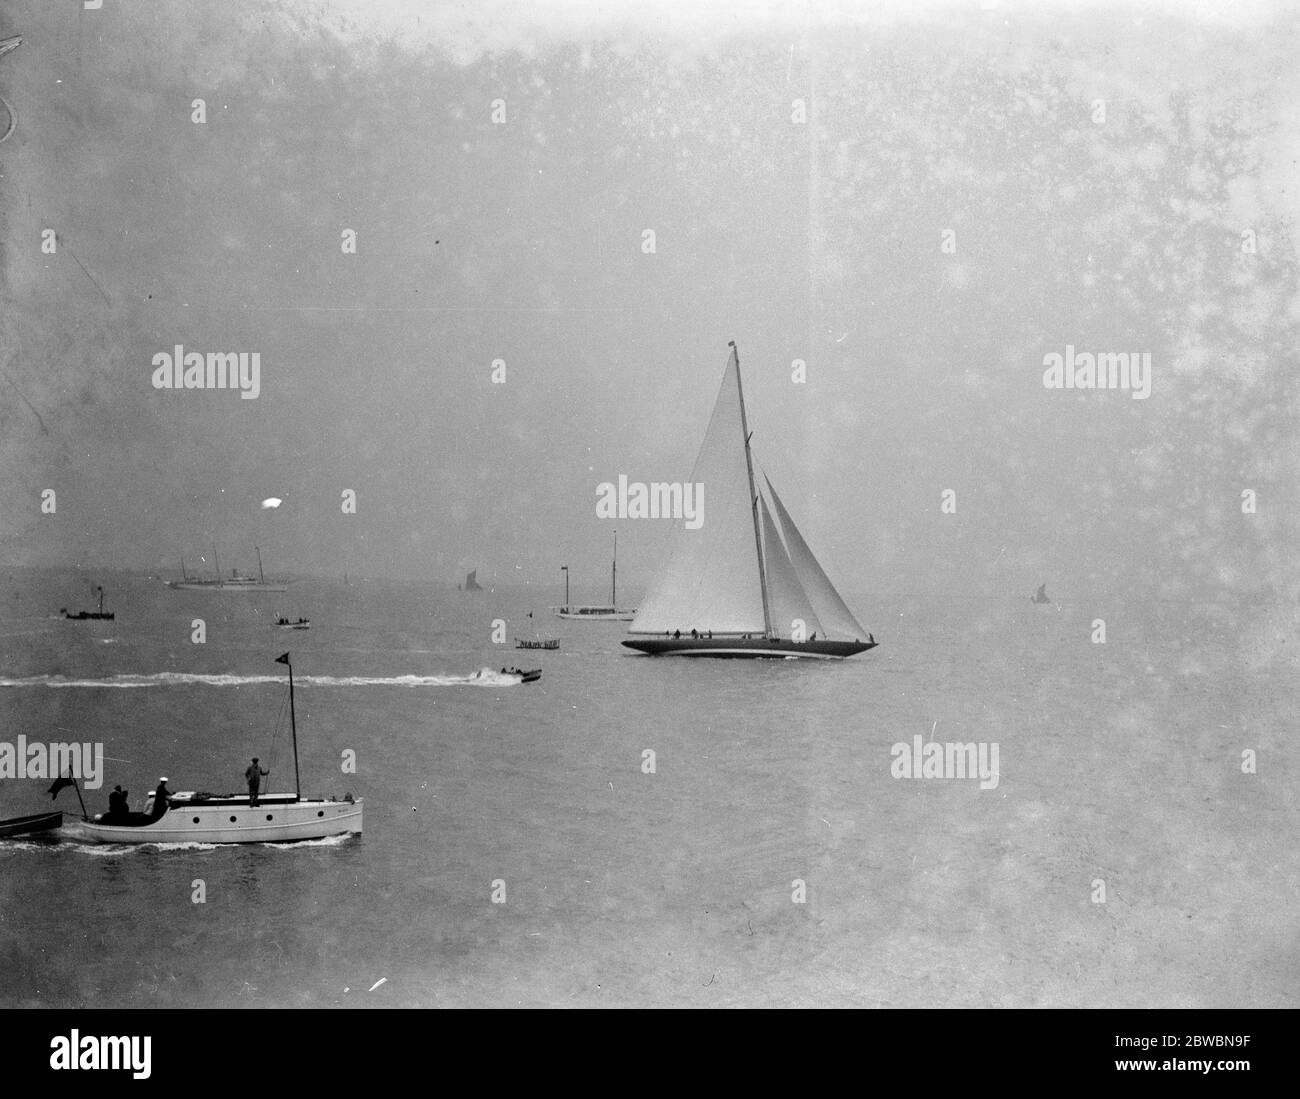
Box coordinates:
[67,653,362,844]
[62,586,115,621]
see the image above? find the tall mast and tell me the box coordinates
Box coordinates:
[181,556,188,581]
[256,545,265,584]
[97,586,104,615]
[213,543,221,582]
[561,565,569,610]
[67,773,89,821]
[611,531,617,606]
[732,342,773,638]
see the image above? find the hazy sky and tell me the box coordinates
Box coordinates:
[1,0,1296,603]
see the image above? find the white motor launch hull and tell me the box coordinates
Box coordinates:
[77,795,362,844]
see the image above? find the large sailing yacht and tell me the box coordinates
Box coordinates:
[622,343,876,659]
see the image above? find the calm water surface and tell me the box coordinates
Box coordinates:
[0,570,1295,1007]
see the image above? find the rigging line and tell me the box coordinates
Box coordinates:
[266,693,288,788]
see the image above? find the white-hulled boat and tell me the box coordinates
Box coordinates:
[75,653,362,844]
[556,532,637,620]
[168,545,288,592]
[622,342,877,660]
[77,790,360,845]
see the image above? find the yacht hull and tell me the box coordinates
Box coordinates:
[622,637,875,659]
[76,796,362,844]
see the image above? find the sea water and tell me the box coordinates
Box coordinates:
[0,569,1295,1007]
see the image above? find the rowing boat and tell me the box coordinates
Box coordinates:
[0,811,63,838]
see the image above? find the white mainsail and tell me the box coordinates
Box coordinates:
[628,348,766,635]
[761,473,868,640]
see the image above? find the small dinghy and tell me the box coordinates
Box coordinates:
[0,811,62,838]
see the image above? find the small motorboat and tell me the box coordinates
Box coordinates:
[0,811,63,838]
[275,616,311,629]
[500,667,543,683]
[515,638,559,650]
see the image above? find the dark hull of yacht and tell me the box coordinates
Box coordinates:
[622,636,876,659]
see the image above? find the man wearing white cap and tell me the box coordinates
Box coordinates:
[150,776,172,821]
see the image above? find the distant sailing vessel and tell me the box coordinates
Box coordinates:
[71,653,362,844]
[62,585,115,621]
[459,570,484,592]
[556,532,637,620]
[623,343,875,659]
[1031,583,1051,605]
[169,546,287,593]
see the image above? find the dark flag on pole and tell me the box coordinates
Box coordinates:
[48,774,77,800]
[275,653,290,665]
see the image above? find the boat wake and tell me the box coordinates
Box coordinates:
[0,668,527,689]
[2,831,358,855]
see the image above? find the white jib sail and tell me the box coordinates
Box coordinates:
[762,473,868,641]
[758,492,824,639]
